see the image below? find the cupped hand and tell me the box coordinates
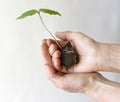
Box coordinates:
[41,36,120,102]
[41,39,103,93]
[46,31,100,73]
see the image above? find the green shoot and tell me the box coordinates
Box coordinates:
[17,8,62,49]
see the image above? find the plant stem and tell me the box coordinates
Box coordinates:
[38,13,62,49]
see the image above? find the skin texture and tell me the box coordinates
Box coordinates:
[45,31,99,73]
[45,31,120,73]
[41,31,120,102]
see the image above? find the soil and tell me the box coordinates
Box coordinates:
[60,41,79,70]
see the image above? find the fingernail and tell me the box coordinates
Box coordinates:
[42,39,47,44]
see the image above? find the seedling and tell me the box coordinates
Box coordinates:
[17,8,79,69]
[17,8,62,49]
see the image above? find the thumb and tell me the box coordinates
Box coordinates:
[55,31,74,41]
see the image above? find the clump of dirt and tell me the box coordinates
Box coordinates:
[60,41,79,70]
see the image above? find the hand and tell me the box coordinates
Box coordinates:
[47,31,99,73]
[41,40,120,102]
[47,31,120,73]
[41,39,102,93]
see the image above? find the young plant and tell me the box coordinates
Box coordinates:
[17,8,79,69]
[17,8,62,49]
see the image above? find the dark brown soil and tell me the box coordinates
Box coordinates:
[60,41,79,70]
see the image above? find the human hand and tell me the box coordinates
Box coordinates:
[41,39,102,93]
[47,31,99,73]
[47,31,120,73]
[41,38,120,102]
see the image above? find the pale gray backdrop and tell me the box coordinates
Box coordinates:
[0,0,119,102]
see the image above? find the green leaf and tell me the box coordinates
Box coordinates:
[16,9,38,20]
[39,8,61,16]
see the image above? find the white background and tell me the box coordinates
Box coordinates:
[0,0,120,102]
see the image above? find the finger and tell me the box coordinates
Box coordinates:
[44,64,66,89]
[47,39,66,47]
[41,39,53,66]
[44,64,57,77]
[54,58,61,70]
[52,50,68,73]
[45,68,65,89]
[55,31,74,41]
[52,50,61,69]
[49,44,58,56]
[46,39,54,46]
[52,50,61,58]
